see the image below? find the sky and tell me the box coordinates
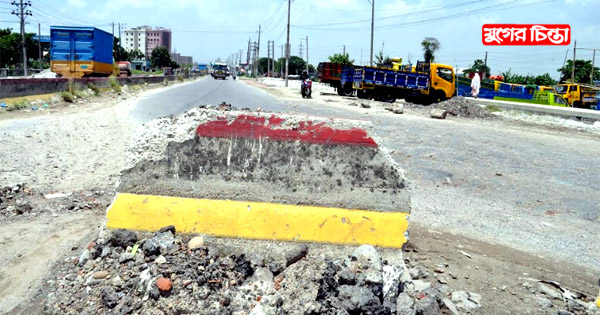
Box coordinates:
[1,0,599,78]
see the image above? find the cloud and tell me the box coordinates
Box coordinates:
[67,0,86,8]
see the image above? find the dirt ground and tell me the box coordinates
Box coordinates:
[0,77,599,313]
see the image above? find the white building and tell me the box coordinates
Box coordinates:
[123,26,149,56]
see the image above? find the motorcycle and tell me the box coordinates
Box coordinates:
[301,78,312,98]
[232,74,237,80]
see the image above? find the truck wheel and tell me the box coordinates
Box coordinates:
[342,84,355,96]
[357,89,368,99]
[432,91,446,104]
[573,101,582,108]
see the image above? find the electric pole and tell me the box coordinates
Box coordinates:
[484,51,488,77]
[112,22,115,37]
[305,36,309,73]
[38,23,41,69]
[591,49,596,84]
[285,0,291,87]
[247,38,251,65]
[279,45,284,78]
[12,0,32,76]
[299,40,303,58]
[571,40,576,83]
[369,0,375,66]
[343,45,346,55]
[257,24,261,77]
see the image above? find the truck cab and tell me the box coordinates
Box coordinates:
[429,63,455,102]
[212,62,229,80]
[555,84,600,108]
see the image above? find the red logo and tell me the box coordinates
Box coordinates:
[482,24,571,45]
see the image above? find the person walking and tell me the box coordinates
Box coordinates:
[471,72,481,98]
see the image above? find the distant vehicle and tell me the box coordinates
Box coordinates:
[212,62,229,80]
[554,83,600,108]
[317,62,356,96]
[118,61,132,77]
[345,61,456,104]
[197,64,209,75]
[50,26,113,78]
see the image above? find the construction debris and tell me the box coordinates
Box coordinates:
[43,229,483,314]
[430,108,448,119]
[434,97,493,119]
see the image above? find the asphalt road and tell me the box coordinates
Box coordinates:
[130,77,290,122]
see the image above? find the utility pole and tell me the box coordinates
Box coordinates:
[484,51,488,77]
[562,48,569,69]
[343,45,346,55]
[38,23,41,69]
[369,0,375,66]
[118,23,121,46]
[112,22,115,37]
[591,49,596,84]
[279,45,284,78]
[305,36,309,73]
[298,40,303,58]
[257,24,261,77]
[285,0,291,87]
[571,40,576,83]
[12,0,32,76]
[247,38,251,65]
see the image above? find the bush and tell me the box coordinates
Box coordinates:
[87,83,100,96]
[109,77,122,93]
[61,91,75,103]
[177,75,184,82]
[7,100,28,111]
[163,79,169,86]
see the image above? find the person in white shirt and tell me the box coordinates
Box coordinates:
[471,73,481,98]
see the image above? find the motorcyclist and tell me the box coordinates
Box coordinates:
[301,70,308,81]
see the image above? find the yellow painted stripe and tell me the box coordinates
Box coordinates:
[107,193,409,248]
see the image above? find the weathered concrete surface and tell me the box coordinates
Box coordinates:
[118,108,410,212]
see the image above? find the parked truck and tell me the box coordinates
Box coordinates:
[50,26,114,78]
[211,62,229,79]
[554,83,600,108]
[317,62,356,96]
[343,61,456,104]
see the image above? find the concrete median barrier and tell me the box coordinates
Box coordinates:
[107,109,411,247]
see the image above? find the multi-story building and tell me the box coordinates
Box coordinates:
[123,26,172,57]
[171,52,193,67]
[146,27,172,57]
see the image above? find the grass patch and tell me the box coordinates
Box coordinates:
[7,100,29,111]
[61,91,75,103]
[87,83,100,96]
[132,69,160,76]
[485,104,502,112]
[109,77,122,93]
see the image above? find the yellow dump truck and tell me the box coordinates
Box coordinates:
[554,83,600,108]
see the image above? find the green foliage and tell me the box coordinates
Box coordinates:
[87,83,100,96]
[113,37,129,62]
[557,59,600,83]
[150,46,175,69]
[0,28,47,68]
[375,51,391,66]
[176,75,184,82]
[109,77,122,93]
[501,69,557,86]
[288,56,307,75]
[465,59,490,76]
[7,100,28,111]
[129,49,145,60]
[328,52,354,65]
[61,91,75,103]
[421,37,440,63]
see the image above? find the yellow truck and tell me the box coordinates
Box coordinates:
[554,83,600,108]
[347,61,455,104]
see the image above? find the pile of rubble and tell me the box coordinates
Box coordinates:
[43,227,482,314]
[0,183,111,220]
[433,97,493,119]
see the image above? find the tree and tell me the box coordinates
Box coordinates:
[150,46,174,68]
[258,57,269,75]
[466,59,490,76]
[328,52,354,65]
[557,59,600,83]
[129,49,145,61]
[375,51,391,66]
[421,37,440,63]
[0,28,45,68]
[113,37,129,62]
[288,56,307,75]
[534,73,556,86]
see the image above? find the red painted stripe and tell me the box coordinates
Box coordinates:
[196,115,378,147]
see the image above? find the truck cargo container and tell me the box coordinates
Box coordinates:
[343,61,455,104]
[50,26,114,78]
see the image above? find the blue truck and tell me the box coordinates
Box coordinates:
[50,26,114,78]
[341,61,456,104]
